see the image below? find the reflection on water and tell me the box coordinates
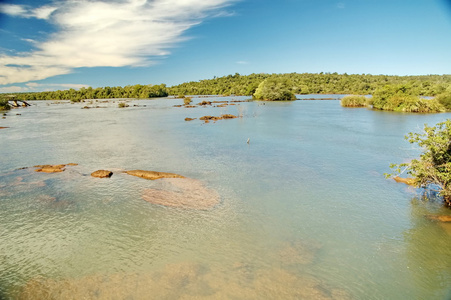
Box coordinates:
[1,97,451,299]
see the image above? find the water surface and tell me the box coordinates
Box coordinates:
[1,96,450,299]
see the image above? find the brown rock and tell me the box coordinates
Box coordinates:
[91,170,113,178]
[185,117,196,121]
[427,215,451,222]
[0,127,9,129]
[221,114,238,119]
[393,176,416,186]
[126,170,185,180]
[34,164,66,173]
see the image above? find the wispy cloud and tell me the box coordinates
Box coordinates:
[236,60,249,65]
[0,0,236,85]
[0,82,90,93]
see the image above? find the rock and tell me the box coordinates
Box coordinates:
[198,101,212,106]
[34,163,77,173]
[142,178,220,209]
[91,170,113,178]
[34,164,66,173]
[126,170,185,180]
[185,117,196,121]
[221,114,238,119]
[278,240,322,266]
[393,176,416,186]
[0,127,9,129]
[426,215,451,222]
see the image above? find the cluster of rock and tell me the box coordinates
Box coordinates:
[199,114,238,123]
[30,164,219,210]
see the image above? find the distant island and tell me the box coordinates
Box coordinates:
[2,72,451,113]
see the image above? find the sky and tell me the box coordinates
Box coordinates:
[0,0,450,93]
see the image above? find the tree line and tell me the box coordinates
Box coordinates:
[5,73,451,101]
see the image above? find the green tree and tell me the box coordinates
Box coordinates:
[387,120,451,206]
[253,77,296,101]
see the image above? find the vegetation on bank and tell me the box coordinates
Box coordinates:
[0,98,11,110]
[340,95,368,107]
[4,73,451,101]
[387,120,451,206]
[371,85,445,113]
[253,77,296,101]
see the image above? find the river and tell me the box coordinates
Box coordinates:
[0,96,450,299]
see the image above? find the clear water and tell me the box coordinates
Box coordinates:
[1,96,450,299]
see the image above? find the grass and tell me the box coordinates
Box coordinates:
[340,95,368,107]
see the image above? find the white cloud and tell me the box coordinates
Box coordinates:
[236,60,249,65]
[0,82,90,93]
[0,0,236,85]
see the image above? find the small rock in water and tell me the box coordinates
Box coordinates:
[126,170,185,180]
[91,170,113,178]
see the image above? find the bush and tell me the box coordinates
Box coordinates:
[387,120,451,206]
[253,77,296,101]
[183,97,192,105]
[435,92,451,110]
[0,99,11,110]
[340,95,368,107]
[118,102,129,108]
[372,85,444,113]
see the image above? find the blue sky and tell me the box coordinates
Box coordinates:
[0,0,450,93]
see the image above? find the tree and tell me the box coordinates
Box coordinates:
[387,120,451,206]
[253,77,296,101]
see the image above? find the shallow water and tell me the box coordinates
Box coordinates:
[1,96,451,299]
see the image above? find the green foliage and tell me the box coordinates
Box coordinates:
[387,120,451,206]
[372,85,445,113]
[118,102,129,108]
[183,97,192,105]
[435,91,451,110]
[340,95,368,107]
[168,73,451,97]
[253,77,296,101]
[0,98,11,110]
[14,84,168,101]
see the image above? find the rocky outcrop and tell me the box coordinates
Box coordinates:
[91,170,113,178]
[393,176,416,186]
[200,114,238,123]
[142,178,220,209]
[126,170,185,180]
[34,163,78,173]
[34,164,66,173]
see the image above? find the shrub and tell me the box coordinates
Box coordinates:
[435,92,451,110]
[340,95,368,107]
[372,85,444,113]
[118,102,129,108]
[253,77,296,101]
[386,120,451,206]
[183,97,192,105]
[0,99,11,110]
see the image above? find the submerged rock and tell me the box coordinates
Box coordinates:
[126,170,185,180]
[393,176,416,186]
[142,178,220,209]
[16,263,351,300]
[426,215,451,222]
[278,240,322,266]
[91,170,113,178]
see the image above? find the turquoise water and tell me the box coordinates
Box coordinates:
[1,96,450,299]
